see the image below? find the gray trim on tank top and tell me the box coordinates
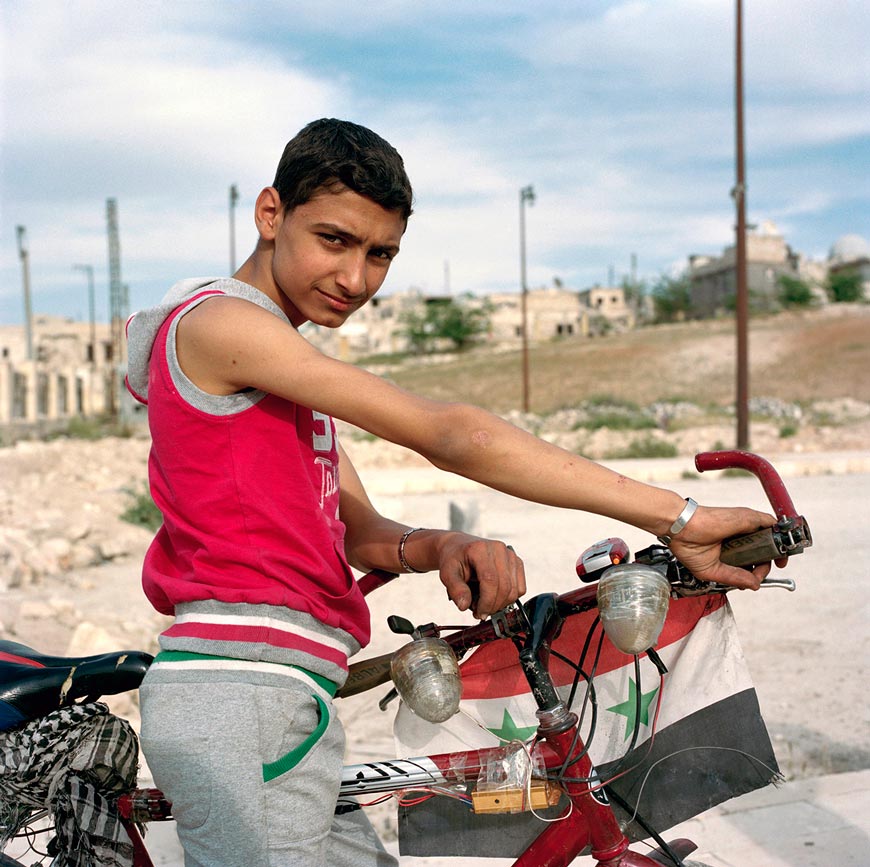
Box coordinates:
[166,279,292,416]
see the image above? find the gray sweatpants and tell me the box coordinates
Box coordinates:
[139,671,397,867]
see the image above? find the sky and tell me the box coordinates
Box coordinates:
[1,0,868,326]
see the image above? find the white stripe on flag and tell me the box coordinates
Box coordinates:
[394,600,753,766]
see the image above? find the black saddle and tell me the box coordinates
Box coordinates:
[0,639,152,732]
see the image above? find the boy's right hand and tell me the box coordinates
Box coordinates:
[435,534,526,620]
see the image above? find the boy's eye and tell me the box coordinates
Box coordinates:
[370,249,394,262]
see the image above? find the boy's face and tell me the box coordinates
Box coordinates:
[269,187,405,328]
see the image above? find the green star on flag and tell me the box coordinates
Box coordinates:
[607,678,660,740]
[486,708,538,742]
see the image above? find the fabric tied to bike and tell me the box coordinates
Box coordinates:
[0,702,138,867]
[393,594,781,857]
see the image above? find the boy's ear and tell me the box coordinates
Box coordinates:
[255,187,283,240]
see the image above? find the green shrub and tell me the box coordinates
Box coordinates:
[121,483,163,531]
[575,412,656,431]
[827,269,863,303]
[605,436,678,460]
[721,467,753,478]
[573,396,655,432]
[777,275,815,308]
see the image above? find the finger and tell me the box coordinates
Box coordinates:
[752,561,772,581]
[470,546,520,618]
[711,562,763,590]
[471,557,503,618]
[440,566,473,612]
[514,554,527,599]
[494,544,526,610]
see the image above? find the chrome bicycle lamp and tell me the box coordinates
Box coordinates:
[390,637,462,723]
[597,563,671,655]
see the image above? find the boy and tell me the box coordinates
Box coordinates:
[126,118,780,867]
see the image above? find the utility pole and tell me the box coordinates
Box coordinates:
[733,0,750,449]
[229,184,239,274]
[106,199,125,416]
[16,226,34,360]
[519,184,535,413]
[73,264,96,370]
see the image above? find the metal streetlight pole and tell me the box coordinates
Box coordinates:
[519,184,536,413]
[229,184,240,274]
[733,0,750,449]
[73,264,97,370]
[16,226,34,361]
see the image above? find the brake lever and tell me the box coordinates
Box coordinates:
[759,577,796,591]
[378,686,399,711]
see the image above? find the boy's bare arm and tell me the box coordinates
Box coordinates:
[177,297,777,589]
[338,445,525,618]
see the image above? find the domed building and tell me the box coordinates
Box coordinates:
[829,234,870,265]
[828,234,870,300]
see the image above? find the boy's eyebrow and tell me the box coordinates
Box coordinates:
[314,222,400,255]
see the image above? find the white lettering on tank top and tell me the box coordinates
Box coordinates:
[312,411,333,452]
[316,456,339,510]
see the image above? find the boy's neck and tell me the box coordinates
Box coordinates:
[233,252,304,328]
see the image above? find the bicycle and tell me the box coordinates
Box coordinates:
[0,450,811,867]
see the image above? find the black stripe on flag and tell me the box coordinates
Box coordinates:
[398,688,778,858]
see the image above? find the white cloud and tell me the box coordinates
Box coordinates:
[1,0,867,323]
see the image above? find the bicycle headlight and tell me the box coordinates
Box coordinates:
[597,563,671,655]
[390,637,462,723]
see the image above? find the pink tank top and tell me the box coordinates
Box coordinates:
[140,290,370,651]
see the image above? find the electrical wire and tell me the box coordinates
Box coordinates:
[620,745,784,828]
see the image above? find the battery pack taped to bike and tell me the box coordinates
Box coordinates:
[472,782,562,814]
[468,741,562,814]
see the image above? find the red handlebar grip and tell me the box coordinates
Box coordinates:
[694,450,798,519]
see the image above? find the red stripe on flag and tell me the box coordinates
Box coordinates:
[458,594,725,700]
[161,622,349,671]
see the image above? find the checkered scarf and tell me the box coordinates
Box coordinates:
[0,702,138,867]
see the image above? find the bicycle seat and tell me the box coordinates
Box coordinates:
[0,639,153,732]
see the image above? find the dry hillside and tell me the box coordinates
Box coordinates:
[379,304,870,414]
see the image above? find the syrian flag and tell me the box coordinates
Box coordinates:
[394,595,780,858]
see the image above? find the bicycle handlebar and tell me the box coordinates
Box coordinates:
[694,450,798,519]
[693,450,812,567]
[341,452,811,698]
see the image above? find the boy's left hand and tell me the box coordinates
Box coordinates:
[436,535,526,619]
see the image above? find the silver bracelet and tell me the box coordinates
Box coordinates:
[398,527,425,573]
[658,497,699,545]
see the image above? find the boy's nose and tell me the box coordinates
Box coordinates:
[338,254,368,297]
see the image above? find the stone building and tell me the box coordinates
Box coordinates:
[0,315,119,430]
[303,283,636,360]
[302,288,428,359]
[687,221,807,316]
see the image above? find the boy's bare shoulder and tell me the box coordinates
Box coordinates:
[176,293,314,394]
[181,294,304,346]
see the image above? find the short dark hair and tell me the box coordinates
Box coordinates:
[272,118,414,221]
